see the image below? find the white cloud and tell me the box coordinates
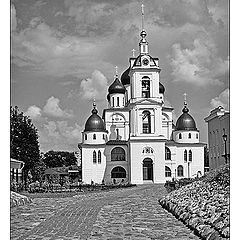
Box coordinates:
[25,105,42,119]
[11,21,114,78]
[170,38,228,86]
[43,96,73,118]
[80,70,108,101]
[38,120,83,152]
[210,88,229,110]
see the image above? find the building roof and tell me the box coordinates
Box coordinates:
[84,104,107,132]
[166,140,206,147]
[159,82,165,94]
[106,140,128,145]
[175,105,197,131]
[121,66,130,85]
[108,77,126,95]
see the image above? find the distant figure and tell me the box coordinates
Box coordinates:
[91,180,94,185]
[113,179,116,184]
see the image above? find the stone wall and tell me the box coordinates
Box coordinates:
[159,164,229,240]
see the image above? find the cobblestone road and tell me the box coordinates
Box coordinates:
[11,185,200,240]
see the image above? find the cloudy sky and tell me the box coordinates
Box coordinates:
[11,0,229,152]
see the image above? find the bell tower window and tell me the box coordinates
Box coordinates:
[142,110,151,133]
[117,97,119,107]
[142,77,150,98]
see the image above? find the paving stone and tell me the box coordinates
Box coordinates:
[11,185,200,240]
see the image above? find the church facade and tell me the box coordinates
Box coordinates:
[78,15,205,185]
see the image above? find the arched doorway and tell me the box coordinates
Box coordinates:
[143,158,153,181]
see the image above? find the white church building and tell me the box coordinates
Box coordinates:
[78,4,205,185]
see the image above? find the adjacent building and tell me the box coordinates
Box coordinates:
[204,106,230,170]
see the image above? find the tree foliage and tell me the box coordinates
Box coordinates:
[43,150,77,168]
[10,106,41,180]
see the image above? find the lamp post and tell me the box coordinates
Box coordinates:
[222,128,228,164]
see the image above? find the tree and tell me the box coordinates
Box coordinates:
[43,150,77,168]
[10,106,41,182]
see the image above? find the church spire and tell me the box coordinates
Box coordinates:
[139,0,149,55]
[182,93,189,113]
[141,1,145,32]
[92,98,98,114]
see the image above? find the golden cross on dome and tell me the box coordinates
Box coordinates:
[141,0,145,31]
[115,66,118,76]
[183,93,187,106]
[93,97,96,108]
[132,49,136,57]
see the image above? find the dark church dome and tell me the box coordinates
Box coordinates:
[159,82,165,94]
[175,105,197,131]
[84,105,106,132]
[120,67,130,85]
[108,77,126,94]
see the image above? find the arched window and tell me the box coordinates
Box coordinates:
[111,147,125,161]
[184,149,187,162]
[85,134,87,140]
[93,134,96,140]
[177,165,184,177]
[189,150,192,162]
[93,151,96,164]
[111,166,126,178]
[117,97,119,107]
[142,110,151,133]
[165,147,171,160]
[179,133,182,139]
[142,77,150,98]
[98,150,101,164]
[103,134,105,139]
[196,133,198,139]
[165,166,171,177]
[112,97,114,107]
[188,133,191,139]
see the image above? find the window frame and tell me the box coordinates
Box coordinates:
[165,147,171,160]
[111,147,126,161]
[165,166,171,177]
[111,166,126,178]
[177,165,184,177]
[93,151,97,164]
[184,149,187,162]
[142,110,151,134]
[98,150,101,164]
[189,150,192,162]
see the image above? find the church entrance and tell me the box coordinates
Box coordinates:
[143,158,153,181]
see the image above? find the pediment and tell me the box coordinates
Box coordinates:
[134,99,161,105]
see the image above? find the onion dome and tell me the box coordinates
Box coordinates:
[108,77,126,94]
[159,82,165,94]
[84,103,106,132]
[175,105,197,131]
[121,67,130,85]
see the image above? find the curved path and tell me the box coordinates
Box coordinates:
[11,185,199,240]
